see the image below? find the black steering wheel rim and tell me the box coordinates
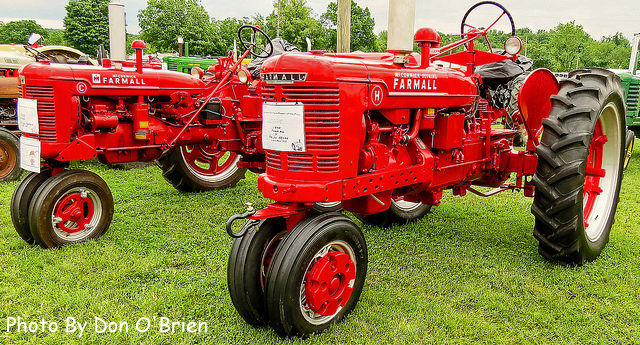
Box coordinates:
[23,45,50,62]
[460,1,516,37]
[237,25,274,59]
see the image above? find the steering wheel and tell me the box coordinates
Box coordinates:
[23,45,50,62]
[237,25,273,59]
[460,1,516,37]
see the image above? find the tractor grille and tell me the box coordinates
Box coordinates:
[262,84,340,172]
[25,85,56,141]
[166,60,178,72]
[627,80,640,115]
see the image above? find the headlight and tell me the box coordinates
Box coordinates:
[505,36,523,56]
[238,69,250,84]
[191,67,204,79]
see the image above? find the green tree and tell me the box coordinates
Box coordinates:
[213,16,265,55]
[138,0,222,56]
[265,0,328,51]
[320,1,376,52]
[547,22,591,71]
[45,29,68,46]
[375,30,387,51]
[0,20,47,44]
[64,0,109,55]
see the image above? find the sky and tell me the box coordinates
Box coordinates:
[1,0,639,40]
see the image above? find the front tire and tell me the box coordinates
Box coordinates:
[266,213,367,338]
[28,170,114,248]
[531,68,625,265]
[228,218,286,327]
[157,145,246,192]
[10,170,51,244]
[0,128,22,182]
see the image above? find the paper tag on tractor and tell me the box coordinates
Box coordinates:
[17,98,39,135]
[262,102,306,152]
[19,136,41,173]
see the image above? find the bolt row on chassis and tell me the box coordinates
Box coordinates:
[225,2,627,338]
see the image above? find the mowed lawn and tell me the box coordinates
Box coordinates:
[0,142,639,344]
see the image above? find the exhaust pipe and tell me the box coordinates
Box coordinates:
[387,0,416,64]
[108,0,126,61]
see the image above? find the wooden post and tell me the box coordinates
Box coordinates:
[337,0,351,53]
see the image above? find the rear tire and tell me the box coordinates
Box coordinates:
[0,128,22,182]
[531,68,625,265]
[28,170,114,248]
[157,145,246,192]
[266,213,367,338]
[228,218,286,327]
[10,170,51,244]
[359,198,431,227]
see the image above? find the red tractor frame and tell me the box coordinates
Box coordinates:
[11,26,309,248]
[226,2,626,337]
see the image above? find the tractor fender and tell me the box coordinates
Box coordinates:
[517,68,559,149]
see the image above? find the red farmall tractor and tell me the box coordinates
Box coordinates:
[11,26,287,248]
[226,2,626,338]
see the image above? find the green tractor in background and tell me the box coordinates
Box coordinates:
[162,41,219,75]
[617,33,640,169]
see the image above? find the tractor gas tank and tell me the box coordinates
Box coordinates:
[19,62,205,96]
[364,64,477,112]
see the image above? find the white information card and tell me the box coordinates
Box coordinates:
[262,102,306,152]
[19,136,41,173]
[17,98,39,134]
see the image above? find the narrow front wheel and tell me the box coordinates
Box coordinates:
[265,213,367,337]
[28,170,114,248]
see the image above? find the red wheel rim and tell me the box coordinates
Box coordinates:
[180,145,239,181]
[583,120,607,229]
[53,192,95,234]
[304,250,356,317]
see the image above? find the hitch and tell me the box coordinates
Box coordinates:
[226,203,258,238]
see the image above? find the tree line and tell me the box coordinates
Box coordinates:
[0,0,635,72]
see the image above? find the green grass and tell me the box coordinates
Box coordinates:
[1,142,640,344]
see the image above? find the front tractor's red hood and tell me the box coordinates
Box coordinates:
[20,62,206,95]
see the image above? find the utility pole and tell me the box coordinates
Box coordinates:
[337,0,351,53]
[277,0,281,38]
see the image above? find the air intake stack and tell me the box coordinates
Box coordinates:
[387,0,416,64]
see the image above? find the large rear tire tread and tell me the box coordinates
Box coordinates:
[156,147,246,193]
[531,67,625,265]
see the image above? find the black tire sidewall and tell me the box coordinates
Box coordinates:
[267,214,367,337]
[228,218,285,326]
[624,130,634,169]
[0,128,22,182]
[10,171,51,244]
[28,170,114,248]
[158,147,247,192]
